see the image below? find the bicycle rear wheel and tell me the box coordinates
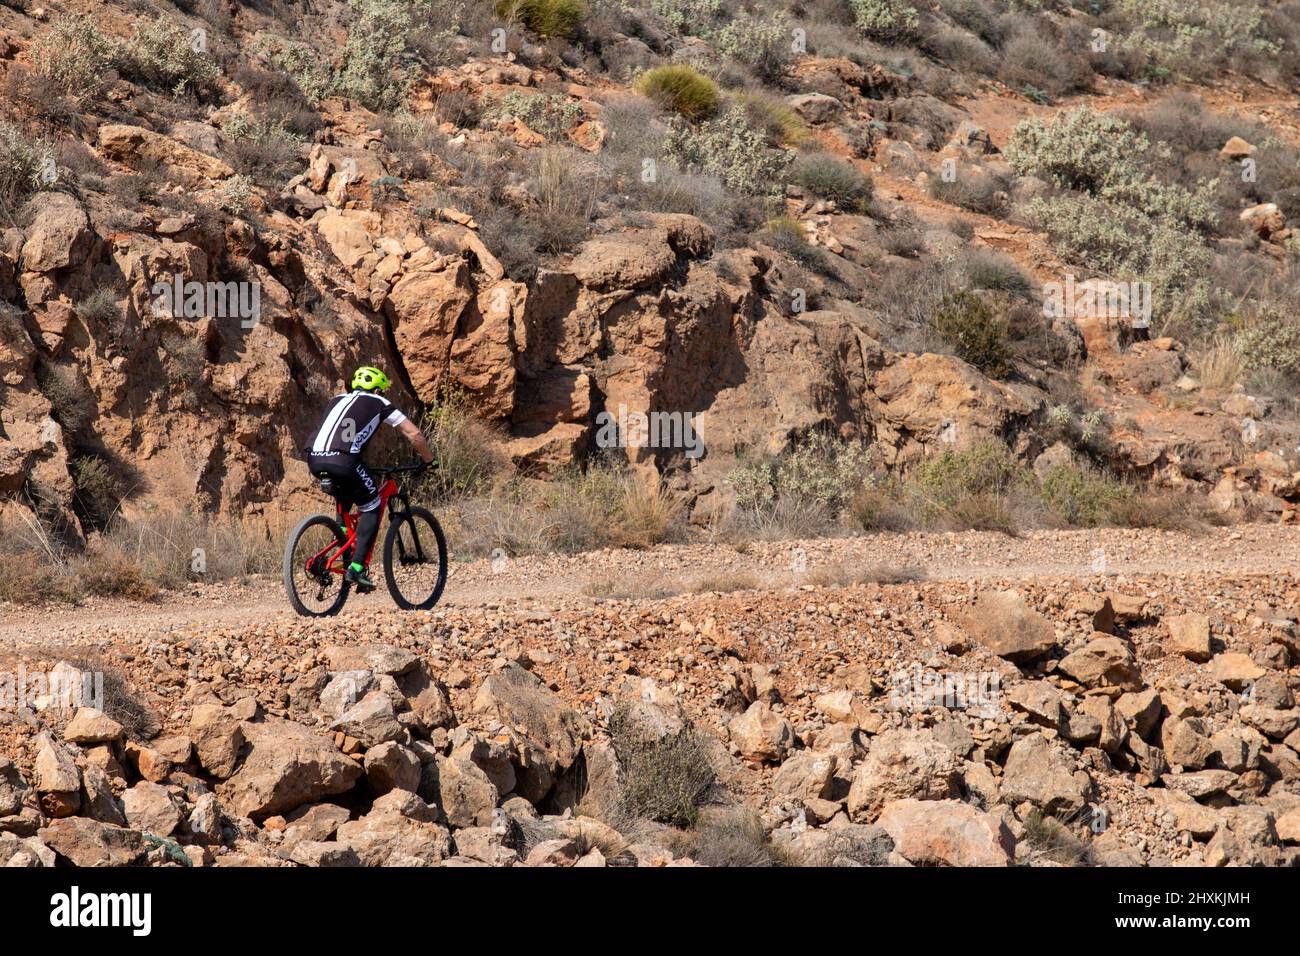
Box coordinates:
[284,514,351,617]
[383,506,448,610]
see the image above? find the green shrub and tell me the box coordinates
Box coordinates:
[1236,311,1300,378]
[532,146,602,252]
[998,26,1093,99]
[255,0,431,112]
[711,13,791,81]
[651,0,723,34]
[848,0,919,41]
[692,809,789,867]
[255,34,337,103]
[730,433,875,514]
[1005,108,1217,231]
[412,386,506,502]
[77,546,159,601]
[762,216,831,272]
[664,106,790,197]
[118,19,221,96]
[335,0,420,111]
[1109,0,1282,82]
[609,702,716,827]
[635,64,720,120]
[906,440,1027,512]
[735,91,809,147]
[36,364,94,431]
[791,154,873,213]
[221,114,301,183]
[0,122,55,210]
[71,456,123,529]
[496,0,586,38]
[495,91,583,139]
[1039,462,1130,527]
[32,15,118,99]
[1020,193,1217,336]
[927,291,1012,377]
[957,247,1029,295]
[926,165,1008,217]
[74,288,121,326]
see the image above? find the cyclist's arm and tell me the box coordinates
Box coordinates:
[396,417,434,463]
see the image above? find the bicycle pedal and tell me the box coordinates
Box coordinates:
[356,580,376,594]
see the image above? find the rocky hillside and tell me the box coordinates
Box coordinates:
[4,0,1300,547]
[2,527,1300,867]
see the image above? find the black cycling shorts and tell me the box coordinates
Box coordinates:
[307,452,381,512]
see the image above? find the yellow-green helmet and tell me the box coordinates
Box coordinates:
[351,366,391,392]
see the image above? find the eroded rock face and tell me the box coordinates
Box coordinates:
[98,124,235,187]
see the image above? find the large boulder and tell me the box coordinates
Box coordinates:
[728,702,795,764]
[330,691,403,748]
[189,703,246,779]
[431,755,500,829]
[98,124,234,187]
[877,798,1015,866]
[21,193,92,273]
[63,708,125,745]
[219,717,363,818]
[120,782,183,837]
[998,734,1090,815]
[0,758,31,817]
[1210,653,1265,691]
[471,664,591,803]
[38,818,143,867]
[1161,717,1213,771]
[1056,636,1142,690]
[1006,680,1066,730]
[396,663,456,731]
[1167,614,1212,662]
[847,729,961,822]
[955,590,1057,662]
[363,742,422,796]
[336,791,452,866]
[33,734,81,818]
[772,750,837,801]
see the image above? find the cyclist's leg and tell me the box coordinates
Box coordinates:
[350,462,383,570]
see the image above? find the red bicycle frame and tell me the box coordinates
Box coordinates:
[305,476,400,576]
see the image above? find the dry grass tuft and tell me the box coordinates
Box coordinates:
[805,562,925,587]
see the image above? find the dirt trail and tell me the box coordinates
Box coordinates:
[5,524,1298,645]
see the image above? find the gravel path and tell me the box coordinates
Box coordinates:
[5,524,1297,644]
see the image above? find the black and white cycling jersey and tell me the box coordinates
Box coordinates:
[308,390,408,457]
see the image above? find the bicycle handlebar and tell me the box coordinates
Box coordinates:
[371,461,435,475]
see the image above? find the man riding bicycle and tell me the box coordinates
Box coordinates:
[306,366,433,592]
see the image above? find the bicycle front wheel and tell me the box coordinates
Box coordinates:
[383,506,448,610]
[284,514,351,617]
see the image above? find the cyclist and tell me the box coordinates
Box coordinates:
[306,366,433,592]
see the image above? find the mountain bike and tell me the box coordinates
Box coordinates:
[283,462,448,617]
